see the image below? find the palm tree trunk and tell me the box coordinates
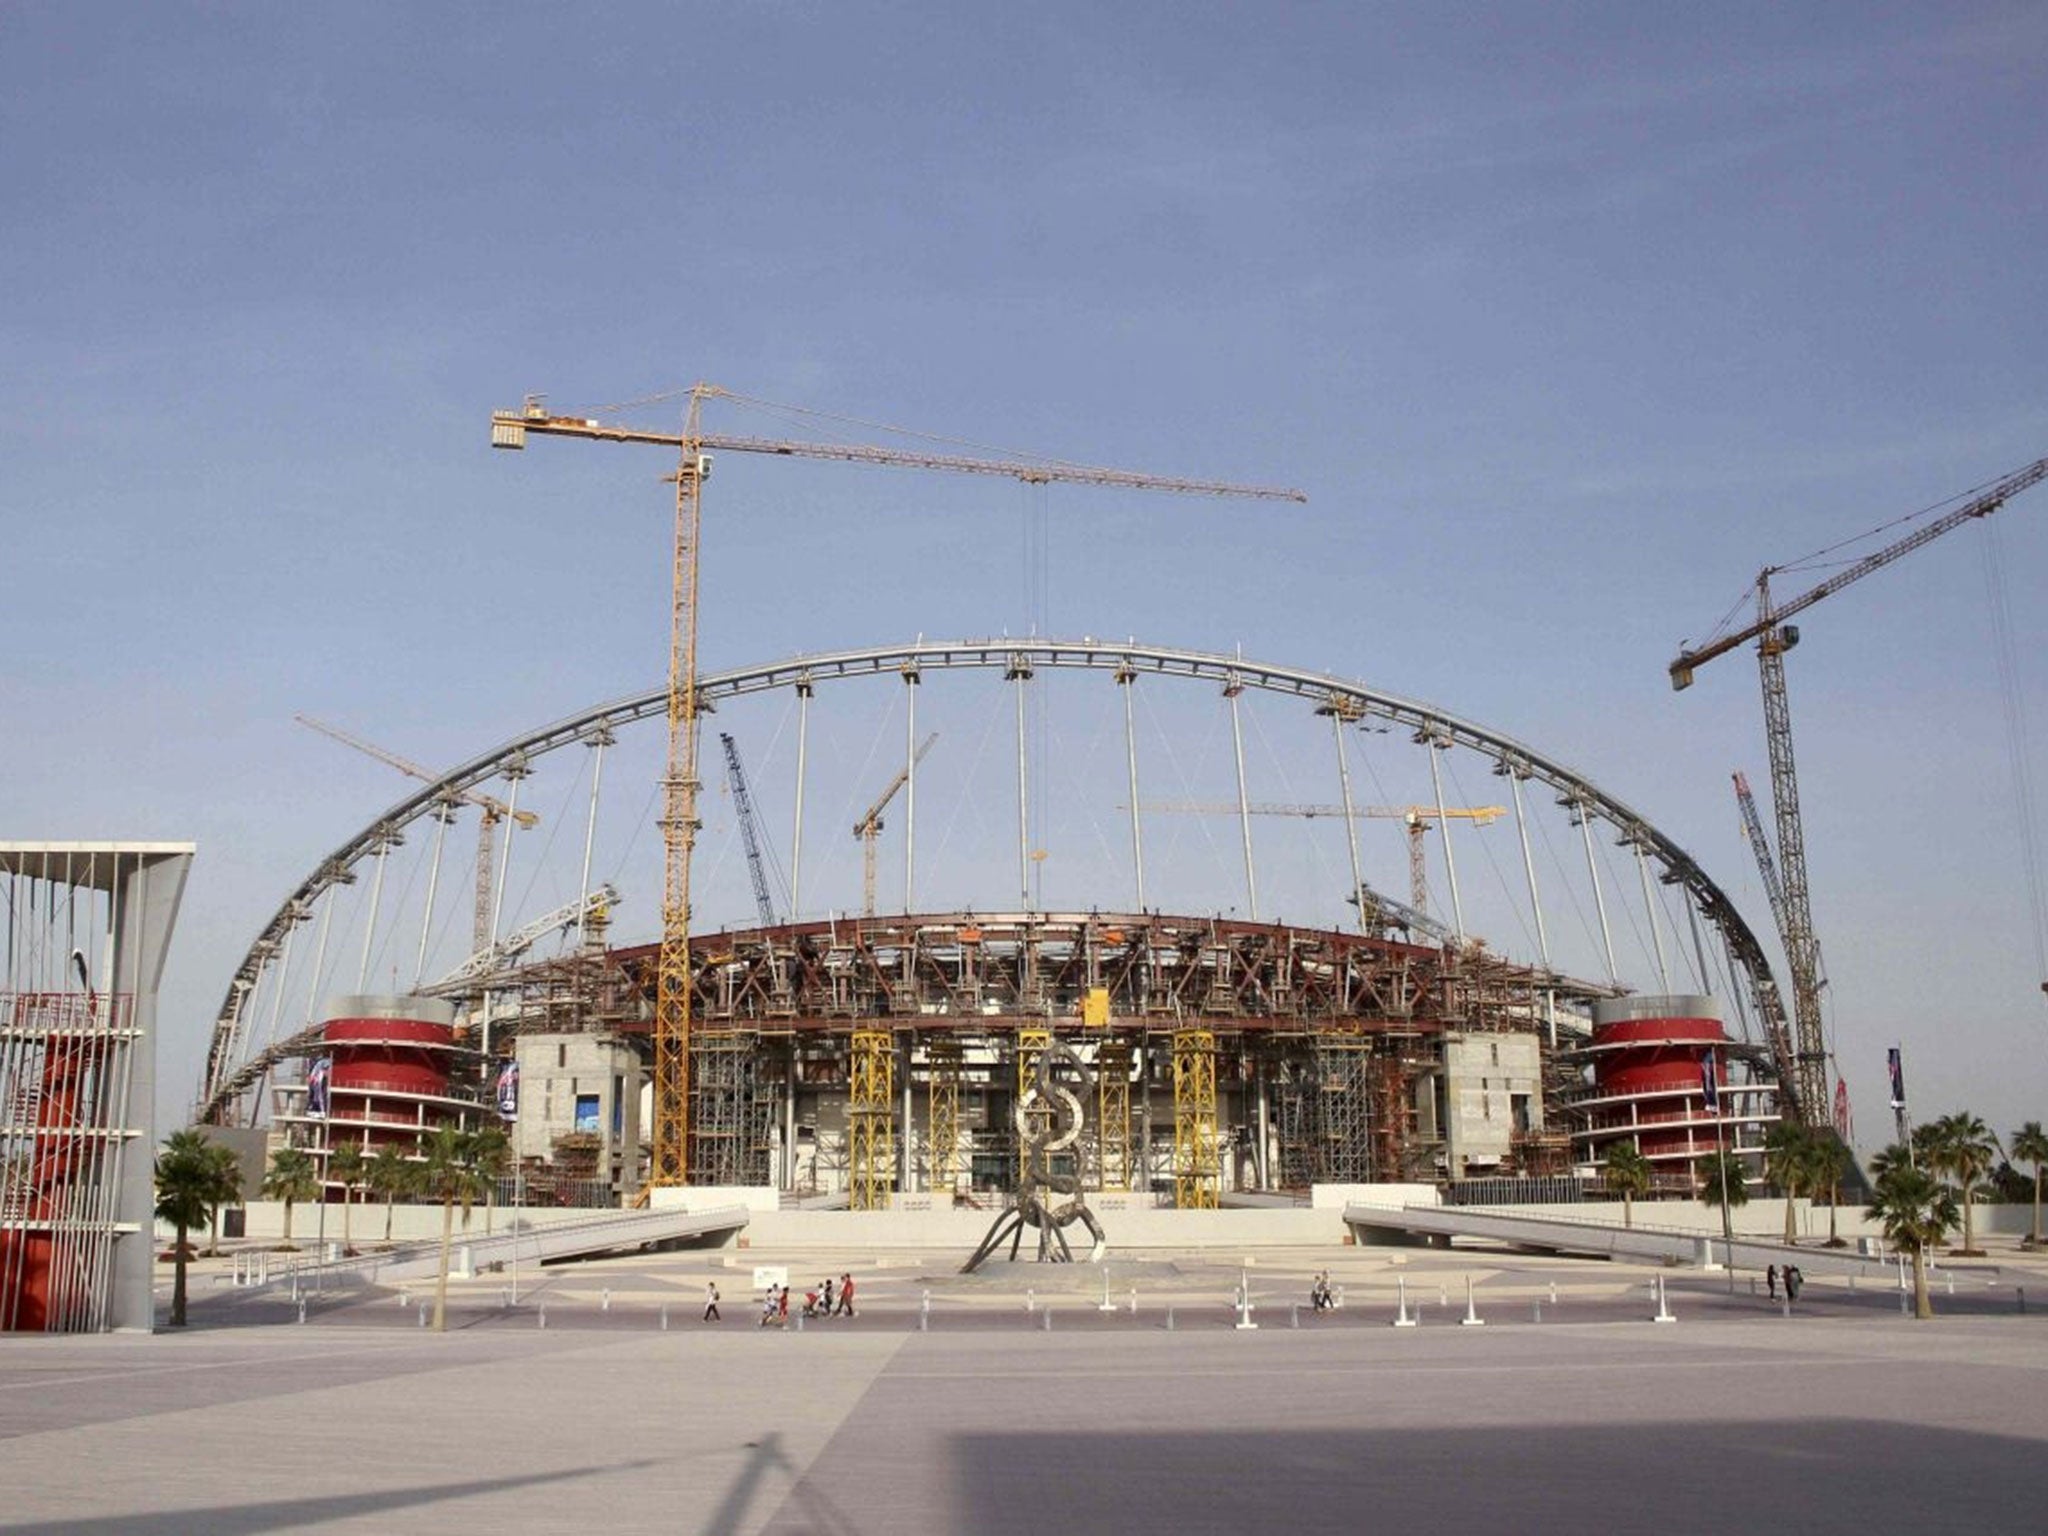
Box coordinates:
[1962,1186,1976,1253]
[1827,1181,1839,1246]
[2033,1167,2043,1248]
[207,1207,222,1258]
[433,1196,454,1333]
[281,1199,294,1247]
[1912,1247,1932,1320]
[170,1221,189,1327]
[384,1196,395,1245]
[1784,1185,1797,1245]
[340,1188,353,1255]
[1623,1192,1633,1229]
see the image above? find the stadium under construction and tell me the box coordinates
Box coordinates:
[194,638,1799,1218]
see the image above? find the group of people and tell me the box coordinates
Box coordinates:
[1765,1263,1804,1302]
[1309,1271,1338,1312]
[701,1273,857,1325]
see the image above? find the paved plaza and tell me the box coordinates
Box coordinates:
[4,1243,2048,1533]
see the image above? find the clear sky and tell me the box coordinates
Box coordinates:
[3,3,2044,1150]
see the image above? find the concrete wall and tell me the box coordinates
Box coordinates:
[1441,1032,1543,1175]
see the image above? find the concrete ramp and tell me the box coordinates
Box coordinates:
[257,1204,751,1293]
[1343,1202,1911,1281]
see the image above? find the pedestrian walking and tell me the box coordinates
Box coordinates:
[1785,1265,1803,1303]
[1766,1265,1778,1299]
[778,1285,790,1325]
[822,1276,835,1315]
[703,1281,721,1322]
[837,1272,856,1318]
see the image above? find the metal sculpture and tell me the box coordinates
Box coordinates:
[963,1039,1108,1271]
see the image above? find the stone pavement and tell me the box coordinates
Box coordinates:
[4,1237,2048,1534]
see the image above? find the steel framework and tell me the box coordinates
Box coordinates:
[1172,1027,1219,1210]
[1095,1039,1133,1191]
[925,1035,962,1193]
[847,1027,894,1210]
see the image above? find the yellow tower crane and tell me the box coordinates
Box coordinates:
[854,732,938,918]
[1141,801,1504,912]
[294,713,540,954]
[492,385,1305,1187]
[1670,453,2048,1120]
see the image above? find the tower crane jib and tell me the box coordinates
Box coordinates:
[493,385,1304,1186]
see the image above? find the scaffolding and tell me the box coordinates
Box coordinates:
[1308,1034,1374,1183]
[847,1028,894,1210]
[1172,1027,1219,1209]
[688,1030,771,1186]
[925,1035,962,1195]
[1095,1038,1132,1191]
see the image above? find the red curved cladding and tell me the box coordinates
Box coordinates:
[1594,1015,1724,1098]
[325,1014,453,1098]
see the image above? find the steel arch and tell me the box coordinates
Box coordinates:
[200,638,1795,1123]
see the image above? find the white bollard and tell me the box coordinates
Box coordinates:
[1439,1284,1449,1308]
[1166,1306,1176,1332]
[1334,1285,1345,1311]
[1026,1288,1035,1313]
[1652,1275,1676,1324]
[1393,1276,1417,1328]
[417,1305,427,1328]
[297,1298,307,1325]
[1461,1276,1485,1327]
[919,1290,930,1333]
[1128,1287,1137,1316]
[1548,1281,1557,1305]
[1099,1272,1117,1313]
[1236,1267,1258,1331]
[538,1303,547,1330]
[601,1288,612,1312]
[661,1304,669,1332]
[1041,1306,1052,1332]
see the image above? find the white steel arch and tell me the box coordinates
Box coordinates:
[199,639,1794,1124]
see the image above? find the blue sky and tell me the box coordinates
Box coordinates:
[3,3,2045,1147]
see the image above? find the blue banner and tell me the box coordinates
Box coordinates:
[495,1059,520,1121]
[1698,1049,1719,1115]
[1887,1046,1906,1110]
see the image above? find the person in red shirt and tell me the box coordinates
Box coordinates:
[836,1272,855,1317]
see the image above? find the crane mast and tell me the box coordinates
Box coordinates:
[856,732,938,918]
[1141,801,1503,911]
[719,732,778,927]
[1670,453,2048,1122]
[494,386,1303,1185]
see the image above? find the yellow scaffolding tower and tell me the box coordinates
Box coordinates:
[1096,1039,1133,1191]
[847,1028,895,1211]
[926,1036,962,1196]
[1016,1025,1052,1187]
[1173,1027,1220,1209]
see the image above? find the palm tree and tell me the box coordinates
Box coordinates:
[1804,1134,1852,1248]
[2011,1121,2048,1249]
[1867,1154,1958,1319]
[1697,1149,1749,1212]
[154,1130,216,1327]
[421,1125,489,1333]
[367,1145,417,1246]
[262,1146,319,1250]
[1603,1142,1652,1228]
[200,1140,243,1257]
[1927,1113,2000,1255]
[327,1142,367,1256]
[1763,1123,1811,1244]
